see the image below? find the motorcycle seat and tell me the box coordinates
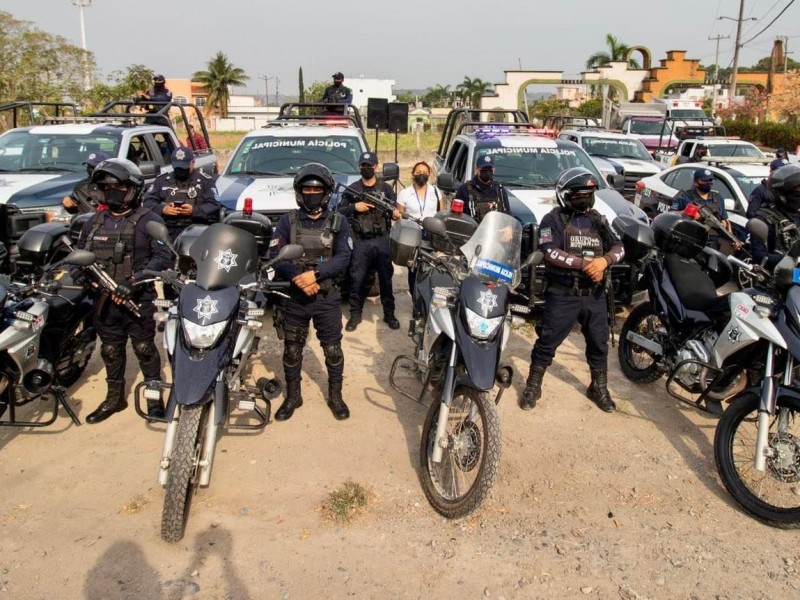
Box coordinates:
[665,253,727,314]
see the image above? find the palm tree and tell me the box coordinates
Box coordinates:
[426,83,452,108]
[585,34,640,70]
[192,52,249,117]
[456,76,494,108]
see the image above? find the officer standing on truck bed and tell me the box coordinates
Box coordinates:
[454,154,511,222]
[337,151,400,331]
[520,167,624,414]
[269,163,353,422]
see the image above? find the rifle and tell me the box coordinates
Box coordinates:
[83,263,142,317]
[684,203,747,254]
[335,182,404,222]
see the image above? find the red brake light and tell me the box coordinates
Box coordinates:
[683,204,699,219]
[451,199,464,213]
[243,197,253,216]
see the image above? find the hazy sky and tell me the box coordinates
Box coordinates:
[4,0,800,95]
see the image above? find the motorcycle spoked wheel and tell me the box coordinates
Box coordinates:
[419,385,501,519]
[161,403,207,543]
[53,328,97,388]
[618,303,666,384]
[714,392,800,528]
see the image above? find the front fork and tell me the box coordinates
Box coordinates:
[431,343,458,464]
[754,344,793,472]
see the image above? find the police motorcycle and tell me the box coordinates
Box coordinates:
[714,220,800,528]
[389,209,541,518]
[134,219,302,543]
[616,209,781,414]
[0,224,98,427]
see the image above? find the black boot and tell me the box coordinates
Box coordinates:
[519,365,546,411]
[345,313,362,332]
[275,379,302,421]
[587,369,616,413]
[327,380,350,421]
[86,379,127,424]
[383,312,400,330]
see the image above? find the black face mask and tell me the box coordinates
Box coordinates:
[360,167,375,180]
[301,192,327,215]
[478,170,494,184]
[570,199,592,213]
[413,173,429,186]
[174,167,191,181]
[103,186,131,212]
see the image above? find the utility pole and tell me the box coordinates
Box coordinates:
[708,33,730,108]
[275,77,280,106]
[72,0,92,90]
[259,75,269,108]
[728,0,746,106]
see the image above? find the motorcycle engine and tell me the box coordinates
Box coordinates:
[674,331,718,390]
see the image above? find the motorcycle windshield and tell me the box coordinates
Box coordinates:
[459,212,522,288]
[189,223,259,291]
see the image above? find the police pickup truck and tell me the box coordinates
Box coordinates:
[433,109,649,307]
[215,103,375,223]
[0,101,215,246]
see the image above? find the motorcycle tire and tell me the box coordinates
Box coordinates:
[54,329,97,388]
[161,403,206,543]
[714,392,800,529]
[419,385,500,519]
[618,303,664,384]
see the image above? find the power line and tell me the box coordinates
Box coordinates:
[742,0,797,46]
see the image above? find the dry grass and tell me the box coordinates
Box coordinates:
[323,481,372,524]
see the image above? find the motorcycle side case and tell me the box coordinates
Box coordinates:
[223,211,273,257]
[16,223,71,273]
[614,215,655,261]
[652,213,707,259]
[390,220,422,267]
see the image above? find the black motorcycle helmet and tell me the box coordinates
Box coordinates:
[293,163,335,215]
[770,164,800,212]
[555,167,599,214]
[90,158,145,212]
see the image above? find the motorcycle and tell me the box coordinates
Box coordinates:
[714,220,800,528]
[615,212,774,414]
[136,220,302,543]
[0,224,97,428]
[389,211,540,518]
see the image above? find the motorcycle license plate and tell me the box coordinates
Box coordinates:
[793,268,800,284]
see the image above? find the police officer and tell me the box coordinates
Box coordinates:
[454,155,511,222]
[62,151,109,215]
[520,167,624,413]
[144,146,220,242]
[139,74,173,124]
[270,163,353,421]
[321,72,353,105]
[671,168,734,247]
[76,159,172,423]
[751,164,800,270]
[338,151,399,331]
[677,143,708,165]
[747,158,786,218]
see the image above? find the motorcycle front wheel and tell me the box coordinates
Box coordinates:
[161,403,207,543]
[714,392,800,528]
[618,303,665,384]
[419,385,500,519]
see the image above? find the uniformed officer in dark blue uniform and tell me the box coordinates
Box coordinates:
[321,72,353,105]
[751,164,800,270]
[521,167,624,413]
[76,159,172,423]
[748,158,789,218]
[670,168,733,249]
[454,154,511,222]
[270,163,353,421]
[337,151,399,331]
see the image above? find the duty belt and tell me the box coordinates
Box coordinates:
[547,282,602,297]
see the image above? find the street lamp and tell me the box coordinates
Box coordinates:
[72,0,92,90]
[259,75,280,108]
[719,6,757,105]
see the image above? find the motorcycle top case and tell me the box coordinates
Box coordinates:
[17,222,71,270]
[430,210,478,253]
[390,220,422,267]
[652,212,707,259]
[613,214,654,261]
[223,211,273,257]
[190,223,259,291]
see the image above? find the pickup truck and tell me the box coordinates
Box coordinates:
[666,137,768,166]
[619,116,679,156]
[0,101,215,246]
[433,108,649,308]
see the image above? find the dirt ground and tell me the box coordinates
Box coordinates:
[2,271,799,600]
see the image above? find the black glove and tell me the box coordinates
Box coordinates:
[113,282,135,302]
[69,268,88,287]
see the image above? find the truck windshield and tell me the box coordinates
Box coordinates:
[629,120,669,135]
[583,137,652,160]
[670,109,707,119]
[226,136,363,176]
[709,144,764,159]
[0,131,120,173]
[476,144,603,188]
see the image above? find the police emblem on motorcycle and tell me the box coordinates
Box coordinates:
[194,295,218,324]
[478,289,498,314]
[728,326,742,342]
[214,249,238,272]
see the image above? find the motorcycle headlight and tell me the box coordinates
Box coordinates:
[464,307,504,340]
[182,318,227,348]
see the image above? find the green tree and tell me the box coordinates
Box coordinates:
[305,80,329,103]
[394,90,415,104]
[298,67,305,104]
[423,84,453,108]
[192,51,249,117]
[455,76,493,108]
[530,98,571,121]
[744,55,800,73]
[83,64,154,111]
[576,98,602,118]
[0,10,91,104]
[585,34,640,70]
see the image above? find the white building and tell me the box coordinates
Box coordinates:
[346,78,396,108]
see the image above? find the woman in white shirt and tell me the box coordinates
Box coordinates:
[395,161,444,293]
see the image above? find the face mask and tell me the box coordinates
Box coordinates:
[174,167,191,181]
[570,199,592,213]
[360,167,375,179]
[478,170,493,184]
[413,173,429,186]
[301,192,326,214]
[334,80,343,87]
[698,183,712,193]
[103,186,130,212]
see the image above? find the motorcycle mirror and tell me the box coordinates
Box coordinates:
[381,163,399,181]
[421,216,447,238]
[436,173,455,192]
[62,249,96,267]
[275,243,304,262]
[746,218,769,243]
[522,250,544,269]
[146,220,179,257]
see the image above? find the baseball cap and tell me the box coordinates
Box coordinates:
[693,168,713,181]
[332,72,344,79]
[84,150,110,168]
[476,155,495,169]
[359,152,378,166]
[153,74,165,82]
[171,146,195,168]
[776,147,787,159]
[770,158,788,172]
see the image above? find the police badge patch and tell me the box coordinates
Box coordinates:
[539,227,553,244]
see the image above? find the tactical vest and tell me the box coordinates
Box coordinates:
[350,181,390,239]
[288,210,341,292]
[164,176,201,231]
[466,181,504,222]
[757,206,800,254]
[85,206,151,285]
[545,208,608,286]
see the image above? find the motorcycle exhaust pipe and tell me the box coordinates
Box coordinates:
[22,360,54,395]
[625,331,664,356]
[158,409,180,487]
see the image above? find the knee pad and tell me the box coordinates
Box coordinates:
[132,340,159,364]
[284,324,309,345]
[322,343,344,368]
[283,342,305,369]
[100,343,124,365]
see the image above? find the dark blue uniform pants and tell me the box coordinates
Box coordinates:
[531,288,609,371]
[283,290,344,382]
[348,235,395,316]
[94,299,161,382]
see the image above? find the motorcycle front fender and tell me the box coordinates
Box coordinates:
[454,317,500,391]
[172,334,232,407]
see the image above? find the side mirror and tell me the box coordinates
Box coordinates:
[381,163,399,181]
[138,161,159,178]
[437,173,455,193]
[608,173,625,191]
[275,243,304,262]
[421,216,447,238]
[724,198,736,213]
[146,220,179,257]
[522,250,544,269]
[746,218,769,243]
[62,249,96,267]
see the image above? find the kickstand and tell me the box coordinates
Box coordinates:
[53,386,82,426]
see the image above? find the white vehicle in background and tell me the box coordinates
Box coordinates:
[668,138,769,166]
